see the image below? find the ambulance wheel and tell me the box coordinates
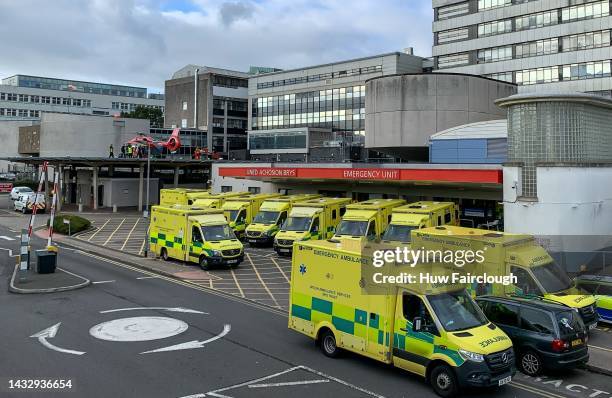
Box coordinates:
[160,248,169,261]
[199,256,210,271]
[518,350,542,376]
[21,207,26,214]
[320,329,340,358]
[430,364,459,398]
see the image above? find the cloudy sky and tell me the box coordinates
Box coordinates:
[0,0,433,93]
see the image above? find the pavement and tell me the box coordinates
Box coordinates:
[9,263,91,294]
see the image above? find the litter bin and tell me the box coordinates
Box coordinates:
[36,250,57,274]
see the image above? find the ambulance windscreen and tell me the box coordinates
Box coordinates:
[382,225,416,242]
[428,290,488,332]
[335,220,368,237]
[202,225,236,241]
[253,211,279,224]
[283,217,311,231]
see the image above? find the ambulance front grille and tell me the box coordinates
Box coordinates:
[485,348,514,372]
[222,249,241,257]
[247,231,261,238]
[277,239,294,246]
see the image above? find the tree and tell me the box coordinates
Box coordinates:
[121,105,164,128]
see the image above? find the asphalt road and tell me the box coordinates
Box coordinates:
[1,224,611,398]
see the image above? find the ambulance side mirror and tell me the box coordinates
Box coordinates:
[413,317,423,332]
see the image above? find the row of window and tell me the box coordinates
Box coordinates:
[0,108,40,118]
[15,76,147,98]
[212,99,248,112]
[486,60,612,85]
[442,29,611,68]
[256,66,381,90]
[111,102,164,111]
[212,75,248,89]
[0,92,92,107]
[438,1,610,43]
[253,108,366,129]
[255,86,366,110]
[438,1,470,20]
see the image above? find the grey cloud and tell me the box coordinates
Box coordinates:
[219,1,255,26]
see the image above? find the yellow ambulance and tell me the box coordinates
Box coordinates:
[159,188,208,206]
[245,194,321,245]
[289,239,515,397]
[333,199,405,241]
[191,192,249,209]
[382,201,459,244]
[274,197,352,255]
[412,226,599,330]
[221,193,283,239]
[149,206,243,270]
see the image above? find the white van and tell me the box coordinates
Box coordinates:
[14,192,46,214]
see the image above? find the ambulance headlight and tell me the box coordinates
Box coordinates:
[212,250,222,256]
[459,349,484,363]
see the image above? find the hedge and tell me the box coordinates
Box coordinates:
[48,214,91,235]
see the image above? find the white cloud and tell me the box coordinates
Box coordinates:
[0,0,433,92]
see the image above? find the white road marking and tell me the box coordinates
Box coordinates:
[141,324,230,354]
[92,280,115,284]
[177,394,207,398]
[30,323,86,356]
[100,307,207,315]
[104,218,126,246]
[0,235,15,240]
[248,379,330,388]
[121,218,141,251]
[89,316,188,342]
[136,276,157,280]
[0,247,15,256]
[86,219,110,241]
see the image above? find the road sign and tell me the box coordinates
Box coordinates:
[0,182,12,193]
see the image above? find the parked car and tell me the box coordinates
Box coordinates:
[14,192,46,214]
[476,296,588,376]
[9,186,33,201]
[575,274,612,324]
[0,172,16,181]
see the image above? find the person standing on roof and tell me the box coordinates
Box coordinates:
[109,144,114,158]
[126,144,133,158]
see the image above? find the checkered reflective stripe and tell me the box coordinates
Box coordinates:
[150,232,184,249]
[277,239,294,247]
[222,248,241,257]
[291,292,389,345]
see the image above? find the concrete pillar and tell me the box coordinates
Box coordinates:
[173,166,180,187]
[138,165,144,212]
[93,166,98,210]
[57,166,63,212]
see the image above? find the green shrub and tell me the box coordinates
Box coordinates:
[48,214,91,235]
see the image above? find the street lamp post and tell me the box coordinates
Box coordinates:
[143,144,151,258]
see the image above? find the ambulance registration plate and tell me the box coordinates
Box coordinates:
[498,376,511,386]
[227,259,238,264]
[589,323,597,330]
[248,239,257,243]
[279,249,289,253]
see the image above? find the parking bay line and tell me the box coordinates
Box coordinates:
[248,379,329,388]
[103,218,126,246]
[120,218,141,251]
[246,252,280,308]
[86,219,110,242]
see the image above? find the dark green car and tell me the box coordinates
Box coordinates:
[476,296,589,376]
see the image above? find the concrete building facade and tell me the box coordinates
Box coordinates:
[365,73,516,160]
[164,65,249,153]
[0,74,164,121]
[432,0,612,95]
[248,52,425,161]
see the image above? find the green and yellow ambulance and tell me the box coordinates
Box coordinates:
[221,193,282,239]
[245,194,321,246]
[382,201,459,244]
[274,197,352,256]
[149,206,243,270]
[191,191,249,209]
[289,239,515,397]
[333,199,406,242]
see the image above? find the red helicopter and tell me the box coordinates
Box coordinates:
[126,128,181,153]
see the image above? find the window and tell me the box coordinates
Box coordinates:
[520,308,554,335]
[366,221,376,241]
[41,96,50,104]
[181,119,188,128]
[478,19,512,38]
[310,217,320,234]
[221,186,232,192]
[563,30,610,52]
[444,212,452,223]
[72,98,81,107]
[516,66,559,85]
[339,207,347,217]
[403,294,438,334]
[62,97,70,105]
[248,187,260,194]
[562,61,611,81]
[438,1,469,19]
[18,94,29,102]
[478,0,511,11]
[6,93,17,101]
[332,209,337,220]
[52,97,61,105]
[562,1,609,22]
[83,99,91,108]
[515,10,558,31]
[515,38,559,59]
[277,211,287,226]
[482,301,519,326]
[437,53,470,68]
[478,46,513,63]
[192,226,203,243]
[182,101,188,111]
[511,266,542,295]
[438,27,469,44]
